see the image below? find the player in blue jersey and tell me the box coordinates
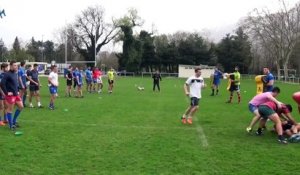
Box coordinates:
[18,61,27,106]
[1,61,24,130]
[263,68,274,92]
[85,67,92,93]
[0,63,8,126]
[210,67,223,96]
[76,69,83,98]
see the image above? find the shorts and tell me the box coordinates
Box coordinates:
[86,79,92,85]
[258,105,276,119]
[5,95,22,105]
[190,97,200,106]
[229,85,240,92]
[248,103,258,113]
[67,80,72,86]
[108,80,114,84]
[93,78,98,83]
[29,85,39,92]
[77,83,83,88]
[49,86,58,94]
[213,80,220,86]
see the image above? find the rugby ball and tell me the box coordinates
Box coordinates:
[292,92,300,104]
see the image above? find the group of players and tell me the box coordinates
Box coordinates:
[182,66,300,144]
[64,66,116,98]
[0,61,116,131]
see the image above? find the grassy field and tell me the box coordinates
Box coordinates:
[1,76,300,175]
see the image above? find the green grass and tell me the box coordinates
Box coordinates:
[1,76,300,174]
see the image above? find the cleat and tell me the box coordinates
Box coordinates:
[14,122,20,128]
[38,105,44,108]
[246,127,252,133]
[187,118,193,125]
[256,131,263,136]
[278,138,288,144]
[29,104,34,108]
[0,121,5,126]
[10,125,16,131]
[181,117,187,124]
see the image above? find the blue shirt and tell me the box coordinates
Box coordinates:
[28,69,39,85]
[265,73,274,92]
[85,69,92,79]
[76,71,83,84]
[1,70,19,96]
[213,70,223,84]
[18,67,27,85]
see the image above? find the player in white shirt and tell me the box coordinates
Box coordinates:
[182,67,206,124]
[48,65,59,110]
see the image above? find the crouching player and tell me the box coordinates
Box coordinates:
[256,101,296,144]
[48,65,59,110]
[246,87,282,132]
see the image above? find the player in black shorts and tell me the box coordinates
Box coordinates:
[27,64,43,108]
[65,66,73,97]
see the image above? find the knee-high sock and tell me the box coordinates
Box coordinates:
[13,109,21,125]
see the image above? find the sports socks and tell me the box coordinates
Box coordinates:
[13,109,21,125]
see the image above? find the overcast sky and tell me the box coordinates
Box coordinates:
[0,0,299,49]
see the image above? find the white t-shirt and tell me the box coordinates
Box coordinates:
[185,75,204,98]
[48,72,58,87]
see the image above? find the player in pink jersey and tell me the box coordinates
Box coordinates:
[246,87,283,132]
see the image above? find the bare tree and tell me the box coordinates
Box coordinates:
[70,6,119,66]
[243,0,300,79]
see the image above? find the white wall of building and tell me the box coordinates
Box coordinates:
[178,64,215,78]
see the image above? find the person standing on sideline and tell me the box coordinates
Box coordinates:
[65,66,73,97]
[85,67,92,93]
[181,68,206,125]
[210,67,223,96]
[48,65,59,110]
[18,61,27,106]
[27,64,43,108]
[107,68,116,94]
[263,68,274,92]
[152,70,162,92]
[0,63,8,126]
[1,61,24,130]
[226,66,241,104]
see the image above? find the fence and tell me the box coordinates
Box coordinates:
[141,72,179,78]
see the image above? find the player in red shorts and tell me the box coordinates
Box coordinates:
[0,61,24,130]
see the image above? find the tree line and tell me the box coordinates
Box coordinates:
[1,0,300,76]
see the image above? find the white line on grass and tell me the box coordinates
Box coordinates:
[193,116,209,147]
[20,119,197,131]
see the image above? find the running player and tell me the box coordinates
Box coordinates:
[1,61,24,130]
[27,64,43,108]
[48,65,59,110]
[0,63,8,126]
[210,67,223,96]
[107,68,116,93]
[181,67,206,124]
[226,66,241,103]
[246,87,282,132]
[18,61,27,106]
